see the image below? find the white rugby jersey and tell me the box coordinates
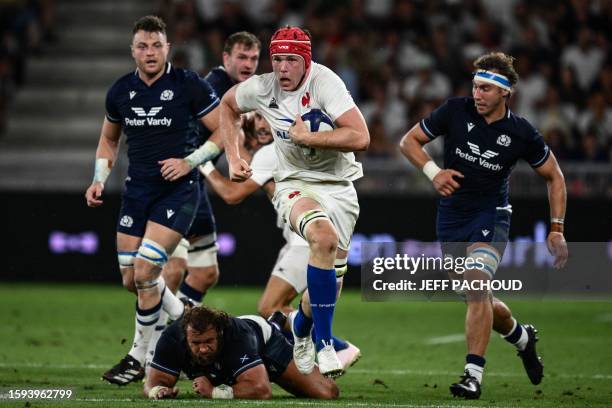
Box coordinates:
[235,63,363,183]
[250,143,308,247]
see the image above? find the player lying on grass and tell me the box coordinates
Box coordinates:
[201,112,361,372]
[144,305,338,400]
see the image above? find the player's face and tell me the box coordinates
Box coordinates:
[272,54,306,91]
[224,43,260,83]
[472,79,507,117]
[254,113,273,145]
[131,30,169,78]
[186,326,219,366]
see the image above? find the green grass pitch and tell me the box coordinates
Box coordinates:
[0,284,611,407]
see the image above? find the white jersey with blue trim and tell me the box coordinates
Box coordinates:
[249,143,309,247]
[235,62,362,183]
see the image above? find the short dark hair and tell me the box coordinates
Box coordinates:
[182,306,230,337]
[223,31,261,54]
[473,52,519,87]
[133,15,166,36]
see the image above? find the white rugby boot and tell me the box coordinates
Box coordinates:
[317,341,344,378]
[289,310,315,374]
[337,341,361,371]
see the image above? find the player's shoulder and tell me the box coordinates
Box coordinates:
[310,62,343,84]
[238,72,275,95]
[506,109,540,139]
[161,318,186,344]
[204,66,229,84]
[107,71,135,96]
[445,96,473,110]
[171,66,201,84]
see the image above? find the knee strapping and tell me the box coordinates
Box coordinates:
[188,233,219,267]
[468,247,501,277]
[136,238,168,268]
[295,209,330,240]
[334,257,348,278]
[118,250,137,269]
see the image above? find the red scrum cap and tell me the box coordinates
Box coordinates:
[269,26,312,70]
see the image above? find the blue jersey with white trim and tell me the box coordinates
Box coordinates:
[420,97,550,209]
[105,63,219,180]
[150,316,265,385]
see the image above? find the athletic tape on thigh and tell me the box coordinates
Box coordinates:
[117,250,137,269]
[188,233,218,267]
[334,257,348,277]
[136,238,168,268]
[294,209,330,240]
[468,246,501,278]
[169,238,189,261]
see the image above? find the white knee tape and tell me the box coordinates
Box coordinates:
[136,238,168,268]
[334,257,348,278]
[295,209,330,240]
[117,250,137,269]
[188,233,218,267]
[170,238,189,261]
[468,247,501,278]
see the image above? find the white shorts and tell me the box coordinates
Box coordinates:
[271,243,310,293]
[273,180,360,251]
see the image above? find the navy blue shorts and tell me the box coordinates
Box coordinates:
[186,179,216,239]
[117,176,200,237]
[437,204,511,260]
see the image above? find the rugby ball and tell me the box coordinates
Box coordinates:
[301,109,335,132]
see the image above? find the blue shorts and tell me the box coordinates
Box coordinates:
[437,204,511,260]
[117,176,200,237]
[186,179,216,239]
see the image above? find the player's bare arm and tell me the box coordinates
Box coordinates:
[85,118,122,207]
[533,153,568,269]
[202,166,262,204]
[220,86,252,182]
[159,106,222,181]
[143,367,179,400]
[288,107,369,152]
[193,365,272,399]
[399,123,463,197]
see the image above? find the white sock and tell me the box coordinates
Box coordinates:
[515,325,529,351]
[159,277,184,319]
[128,303,161,365]
[176,289,202,306]
[465,363,484,384]
[145,309,168,366]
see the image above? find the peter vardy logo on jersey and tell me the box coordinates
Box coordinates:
[125,106,172,127]
[455,142,503,171]
[497,134,511,147]
[160,90,174,101]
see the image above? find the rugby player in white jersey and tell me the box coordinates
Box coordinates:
[219,26,369,377]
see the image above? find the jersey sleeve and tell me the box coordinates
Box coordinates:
[224,331,263,379]
[315,67,356,122]
[150,331,183,378]
[420,98,452,140]
[521,121,551,168]
[187,73,220,119]
[235,75,262,112]
[249,144,275,186]
[105,84,121,124]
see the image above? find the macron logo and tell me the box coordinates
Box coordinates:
[482,229,490,237]
[166,209,175,219]
[131,107,163,117]
[129,91,136,100]
[467,142,498,159]
[467,122,475,132]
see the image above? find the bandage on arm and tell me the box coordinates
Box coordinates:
[93,158,112,184]
[422,160,442,182]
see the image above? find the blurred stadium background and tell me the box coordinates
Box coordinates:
[0,0,609,283]
[0,1,611,406]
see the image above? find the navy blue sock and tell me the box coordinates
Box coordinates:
[306,264,337,352]
[179,281,204,303]
[504,322,523,344]
[293,302,313,337]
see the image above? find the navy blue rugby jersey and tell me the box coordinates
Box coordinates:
[105,63,219,179]
[187,66,236,149]
[420,97,550,209]
[150,316,266,385]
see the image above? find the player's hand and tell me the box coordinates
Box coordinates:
[158,158,192,181]
[149,385,179,400]
[228,157,252,182]
[192,376,213,398]
[85,182,104,207]
[288,114,311,146]
[546,232,568,269]
[432,169,464,197]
